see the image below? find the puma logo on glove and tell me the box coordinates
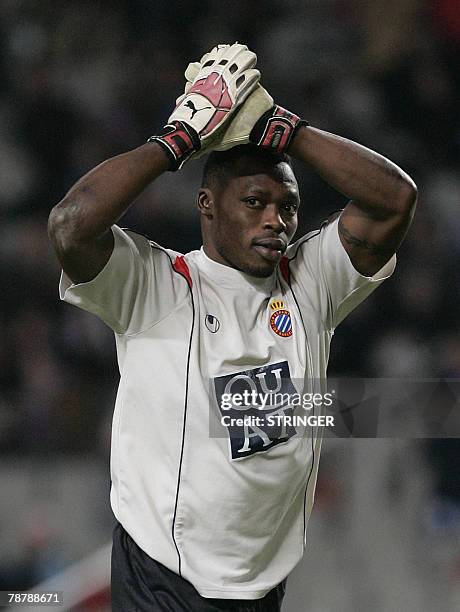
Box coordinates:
[184,100,212,119]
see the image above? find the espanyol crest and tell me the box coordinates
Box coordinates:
[269,300,292,338]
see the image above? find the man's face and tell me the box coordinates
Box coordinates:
[201,161,300,278]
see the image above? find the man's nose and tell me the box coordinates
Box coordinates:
[262,204,286,233]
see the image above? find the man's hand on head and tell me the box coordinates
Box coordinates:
[148,43,260,170]
[183,55,308,158]
[191,84,275,157]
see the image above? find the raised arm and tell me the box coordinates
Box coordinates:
[199,85,417,276]
[289,126,417,276]
[48,43,260,284]
[48,144,170,284]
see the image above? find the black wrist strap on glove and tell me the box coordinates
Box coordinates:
[249,105,308,153]
[147,121,200,171]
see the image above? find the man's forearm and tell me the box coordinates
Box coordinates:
[49,142,170,244]
[289,126,416,215]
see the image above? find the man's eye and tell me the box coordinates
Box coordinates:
[245,197,260,207]
[282,203,298,214]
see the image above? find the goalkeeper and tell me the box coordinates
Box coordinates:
[48,44,417,611]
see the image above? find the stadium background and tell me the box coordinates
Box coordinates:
[0,0,459,610]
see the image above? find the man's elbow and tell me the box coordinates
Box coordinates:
[48,198,80,254]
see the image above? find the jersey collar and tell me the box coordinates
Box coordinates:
[197,247,276,292]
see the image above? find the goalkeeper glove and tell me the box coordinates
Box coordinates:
[148,43,260,170]
[249,105,308,153]
[182,54,308,157]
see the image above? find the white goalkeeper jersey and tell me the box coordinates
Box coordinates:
[60,215,395,599]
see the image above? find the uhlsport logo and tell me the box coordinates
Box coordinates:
[213,361,298,460]
[269,300,292,338]
[205,314,220,333]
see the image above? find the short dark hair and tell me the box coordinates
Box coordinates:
[201,144,294,192]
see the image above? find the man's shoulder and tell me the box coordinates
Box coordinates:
[118,226,185,264]
[285,227,323,262]
[114,225,198,289]
[286,211,341,262]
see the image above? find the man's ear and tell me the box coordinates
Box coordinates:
[197,188,214,218]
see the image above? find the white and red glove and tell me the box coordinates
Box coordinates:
[190,84,275,157]
[182,56,308,158]
[148,43,260,170]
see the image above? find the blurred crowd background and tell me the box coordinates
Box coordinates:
[0,0,458,610]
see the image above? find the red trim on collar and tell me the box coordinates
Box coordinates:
[173,255,193,288]
[279,256,290,283]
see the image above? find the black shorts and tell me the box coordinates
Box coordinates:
[111,522,287,611]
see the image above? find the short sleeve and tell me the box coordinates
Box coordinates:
[286,214,396,329]
[59,225,188,335]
